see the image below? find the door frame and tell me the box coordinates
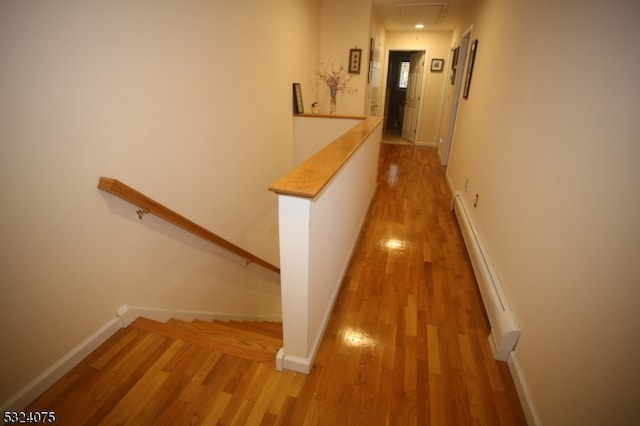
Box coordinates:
[439,27,472,165]
[382,48,428,143]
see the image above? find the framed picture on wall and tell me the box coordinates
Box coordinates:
[349,48,362,74]
[292,82,304,114]
[463,39,478,99]
[431,58,444,72]
[451,46,459,85]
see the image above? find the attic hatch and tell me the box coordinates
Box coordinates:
[397,2,447,25]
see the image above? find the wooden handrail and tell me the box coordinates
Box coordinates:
[269,116,384,199]
[98,177,280,274]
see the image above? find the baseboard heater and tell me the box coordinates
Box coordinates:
[452,191,520,361]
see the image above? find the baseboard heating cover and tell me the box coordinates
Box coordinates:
[452,191,520,361]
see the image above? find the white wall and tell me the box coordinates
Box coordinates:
[0,0,320,404]
[384,31,452,145]
[445,0,640,424]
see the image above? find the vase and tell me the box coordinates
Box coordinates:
[329,89,337,114]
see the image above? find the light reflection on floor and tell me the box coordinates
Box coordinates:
[379,237,406,253]
[341,326,379,349]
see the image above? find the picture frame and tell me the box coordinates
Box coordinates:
[431,58,444,72]
[349,48,362,74]
[368,38,374,83]
[463,39,478,99]
[292,82,304,114]
[450,46,459,85]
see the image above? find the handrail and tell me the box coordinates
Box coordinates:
[98,177,280,274]
[269,116,384,199]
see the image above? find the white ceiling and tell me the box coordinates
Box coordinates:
[372,0,471,32]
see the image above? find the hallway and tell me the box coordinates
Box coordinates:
[24,143,527,425]
[287,142,526,424]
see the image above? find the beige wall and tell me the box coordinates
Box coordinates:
[0,0,320,403]
[446,0,640,424]
[316,0,372,115]
[384,31,453,144]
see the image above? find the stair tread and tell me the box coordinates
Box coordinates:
[216,319,283,339]
[131,317,280,366]
[168,319,282,350]
[195,319,283,342]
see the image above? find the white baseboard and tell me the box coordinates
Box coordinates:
[508,351,542,426]
[0,317,123,412]
[417,140,438,147]
[280,353,313,374]
[1,305,283,411]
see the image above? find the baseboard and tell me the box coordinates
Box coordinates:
[508,351,542,426]
[117,304,282,327]
[0,317,123,412]
[416,140,438,147]
[280,353,313,374]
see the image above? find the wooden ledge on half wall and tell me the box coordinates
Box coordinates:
[270,115,383,199]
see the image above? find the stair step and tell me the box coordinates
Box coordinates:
[216,319,283,340]
[169,319,282,352]
[196,319,283,342]
[130,317,281,366]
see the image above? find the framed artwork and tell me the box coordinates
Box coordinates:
[292,82,304,114]
[463,39,478,99]
[368,38,374,82]
[431,58,444,72]
[451,46,459,85]
[349,48,362,74]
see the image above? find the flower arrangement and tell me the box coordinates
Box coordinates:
[317,62,356,114]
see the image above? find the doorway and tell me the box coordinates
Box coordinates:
[383,50,426,143]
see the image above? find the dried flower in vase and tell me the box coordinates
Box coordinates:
[317,62,356,114]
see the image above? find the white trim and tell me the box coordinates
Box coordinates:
[416,140,438,147]
[275,348,285,371]
[0,317,123,412]
[508,351,542,426]
[281,353,314,374]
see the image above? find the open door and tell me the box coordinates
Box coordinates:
[439,31,470,165]
[401,51,425,143]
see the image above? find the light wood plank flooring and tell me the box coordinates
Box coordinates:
[25,143,526,425]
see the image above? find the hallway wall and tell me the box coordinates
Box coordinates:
[445,0,640,424]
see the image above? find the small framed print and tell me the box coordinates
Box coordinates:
[463,39,478,99]
[349,48,362,74]
[293,82,303,114]
[431,58,444,72]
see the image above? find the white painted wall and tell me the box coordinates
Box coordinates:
[445,0,640,424]
[0,0,320,404]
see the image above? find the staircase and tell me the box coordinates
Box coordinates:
[132,317,283,367]
[25,317,291,424]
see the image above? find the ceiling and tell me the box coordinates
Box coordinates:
[372,0,471,32]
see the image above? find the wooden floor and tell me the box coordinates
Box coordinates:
[25,143,526,425]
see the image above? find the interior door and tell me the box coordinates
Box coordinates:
[401,51,425,142]
[439,32,470,165]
